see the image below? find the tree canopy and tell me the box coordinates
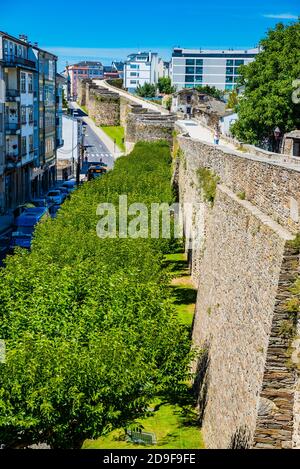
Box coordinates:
[231,20,300,145]
[195,85,224,101]
[0,142,192,449]
[157,77,176,95]
[135,82,157,98]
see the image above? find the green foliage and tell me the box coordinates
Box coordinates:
[165,96,172,111]
[237,191,246,200]
[195,85,224,101]
[157,77,176,95]
[0,142,192,448]
[106,78,123,89]
[136,83,157,98]
[197,167,220,205]
[226,90,238,110]
[231,21,300,145]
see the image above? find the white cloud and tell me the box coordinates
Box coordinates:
[263,13,298,20]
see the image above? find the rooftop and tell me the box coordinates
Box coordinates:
[172,47,259,57]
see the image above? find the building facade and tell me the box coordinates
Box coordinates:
[66,61,104,100]
[123,52,164,93]
[57,114,82,180]
[0,31,63,213]
[171,48,259,91]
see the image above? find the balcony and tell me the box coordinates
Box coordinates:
[6,153,21,166]
[3,54,37,69]
[5,121,21,134]
[5,89,20,101]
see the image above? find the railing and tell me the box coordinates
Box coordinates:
[5,89,20,99]
[5,121,21,131]
[3,54,36,69]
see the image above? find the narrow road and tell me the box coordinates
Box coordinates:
[68,103,115,170]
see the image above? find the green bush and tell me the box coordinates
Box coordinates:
[197,167,220,205]
[0,141,192,448]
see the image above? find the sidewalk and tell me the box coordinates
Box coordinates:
[72,103,124,159]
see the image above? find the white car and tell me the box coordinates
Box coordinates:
[47,190,65,205]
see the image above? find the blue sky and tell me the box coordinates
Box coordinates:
[1,0,299,71]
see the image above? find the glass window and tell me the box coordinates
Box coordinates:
[130,80,137,84]
[185,66,194,74]
[195,75,203,82]
[186,59,195,65]
[21,106,27,124]
[195,67,203,74]
[185,84,194,88]
[226,67,234,75]
[226,59,234,66]
[20,72,26,92]
[196,59,203,65]
[28,74,33,92]
[29,134,33,152]
[185,75,194,83]
[28,106,33,123]
[226,76,233,83]
[235,60,244,66]
[130,72,139,77]
[21,136,27,155]
[225,84,234,90]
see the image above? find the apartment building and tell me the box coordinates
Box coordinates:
[123,51,164,93]
[66,61,104,100]
[0,31,63,213]
[171,47,259,91]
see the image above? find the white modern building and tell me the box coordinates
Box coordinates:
[123,51,164,93]
[171,48,259,91]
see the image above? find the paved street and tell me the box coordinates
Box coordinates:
[68,104,115,173]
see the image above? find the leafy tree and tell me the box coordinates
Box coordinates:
[231,20,300,145]
[226,89,238,110]
[135,82,156,98]
[195,85,224,101]
[157,77,176,95]
[0,142,192,449]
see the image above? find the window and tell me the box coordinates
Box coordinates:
[195,75,203,83]
[29,134,33,152]
[185,66,194,74]
[226,76,233,83]
[196,59,203,65]
[20,72,26,92]
[28,106,33,123]
[21,136,27,155]
[226,67,234,75]
[130,80,137,84]
[185,75,194,83]
[226,59,234,66]
[130,72,139,77]
[28,74,33,92]
[235,60,244,66]
[130,64,139,69]
[21,106,27,124]
[186,59,195,65]
[195,67,203,74]
[225,84,234,90]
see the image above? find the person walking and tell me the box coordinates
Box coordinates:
[214,125,220,145]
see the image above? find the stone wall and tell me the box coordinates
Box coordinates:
[177,136,300,449]
[125,105,176,145]
[87,88,120,127]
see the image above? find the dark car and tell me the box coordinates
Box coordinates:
[10,207,49,249]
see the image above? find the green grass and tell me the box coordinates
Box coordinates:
[82,250,202,450]
[164,252,196,327]
[83,399,204,449]
[101,126,125,152]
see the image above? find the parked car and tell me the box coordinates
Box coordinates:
[57,186,70,199]
[10,207,49,250]
[13,203,35,219]
[87,165,107,181]
[47,189,65,205]
[31,197,48,208]
[61,180,77,193]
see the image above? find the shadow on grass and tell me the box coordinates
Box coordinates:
[170,285,197,305]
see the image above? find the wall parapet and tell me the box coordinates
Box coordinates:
[178,136,300,234]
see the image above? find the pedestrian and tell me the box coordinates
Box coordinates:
[214,125,220,145]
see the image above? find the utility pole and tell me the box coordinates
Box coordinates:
[76,120,84,185]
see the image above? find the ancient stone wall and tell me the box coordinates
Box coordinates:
[87,89,120,127]
[177,136,300,449]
